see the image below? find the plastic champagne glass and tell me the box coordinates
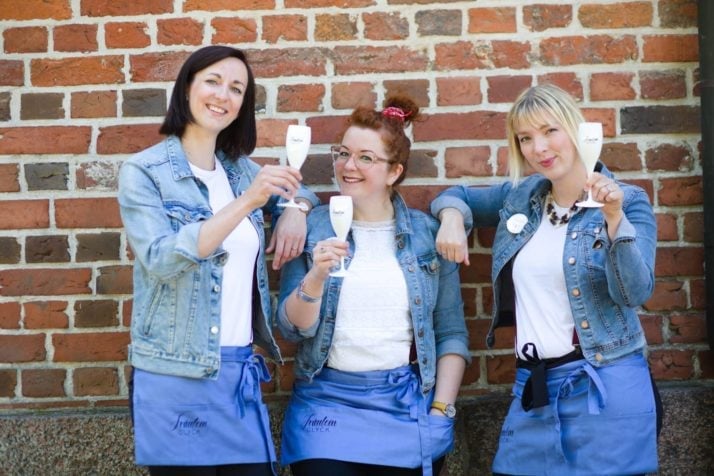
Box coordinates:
[328,195,353,277]
[279,124,311,211]
[575,122,604,208]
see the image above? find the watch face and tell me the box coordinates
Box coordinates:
[445,404,456,418]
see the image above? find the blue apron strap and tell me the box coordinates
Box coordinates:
[553,362,608,459]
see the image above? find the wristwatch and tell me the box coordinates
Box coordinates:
[431,401,456,418]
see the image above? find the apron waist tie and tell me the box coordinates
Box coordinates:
[517,343,583,411]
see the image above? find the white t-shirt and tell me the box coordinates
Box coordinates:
[190,159,259,347]
[512,203,576,360]
[327,220,413,372]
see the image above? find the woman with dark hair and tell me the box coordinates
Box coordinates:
[118,45,318,476]
[276,95,470,476]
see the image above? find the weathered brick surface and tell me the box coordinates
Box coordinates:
[0,0,705,413]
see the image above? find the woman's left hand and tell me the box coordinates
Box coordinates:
[268,207,307,270]
[586,172,625,236]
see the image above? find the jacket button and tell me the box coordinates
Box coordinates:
[414,297,422,305]
[595,353,603,362]
[398,241,405,249]
[430,262,437,271]
[568,257,575,265]
[408,266,415,273]
[418,328,424,337]
[580,320,589,329]
[210,326,219,334]
[422,357,428,365]
[571,288,581,297]
[213,284,221,292]
[594,227,601,234]
[594,242,603,249]
[571,232,578,239]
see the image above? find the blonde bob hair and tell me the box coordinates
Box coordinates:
[507,84,585,183]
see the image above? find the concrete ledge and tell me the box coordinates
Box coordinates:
[1,385,712,475]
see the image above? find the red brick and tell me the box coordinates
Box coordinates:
[0,302,21,329]
[0,334,46,362]
[644,280,687,311]
[655,247,704,277]
[668,313,706,344]
[0,164,20,192]
[461,356,481,386]
[0,0,71,20]
[645,143,692,171]
[55,197,122,228]
[3,27,48,53]
[81,0,172,16]
[398,185,445,214]
[332,46,428,75]
[600,143,641,172]
[487,76,532,103]
[579,2,653,28]
[24,301,69,329]
[54,24,98,52]
[0,127,91,154]
[0,269,91,296]
[540,35,637,65]
[648,349,694,380]
[0,370,17,397]
[414,111,506,142]
[277,84,325,112]
[157,18,203,46]
[468,7,517,33]
[461,289,477,318]
[315,13,357,41]
[96,265,134,295]
[249,48,328,78]
[683,212,703,243]
[31,56,123,86]
[0,60,23,86]
[105,22,150,49]
[97,124,162,154]
[496,147,509,176]
[331,82,376,110]
[656,213,678,242]
[523,4,572,32]
[460,254,492,285]
[263,15,307,43]
[434,41,488,71]
[622,178,654,204]
[285,0,371,5]
[185,0,274,10]
[640,70,687,100]
[581,108,616,137]
[363,12,409,40]
[640,314,664,345]
[211,17,258,43]
[384,80,430,107]
[406,150,438,179]
[643,35,698,62]
[73,367,119,396]
[130,51,191,82]
[22,369,66,397]
[486,354,516,384]
[445,147,492,178]
[53,332,129,362]
[658,177,703,206]
[659,0,698,28]
[436,76,482,106]
[71,91,117,119]
[491,41,531,69]
[305,116,349,146]
[0,200,49,229]
[538,73,584,101]
[590,72,635,101]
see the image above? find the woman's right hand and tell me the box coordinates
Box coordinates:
[436,208,470,266]
[242,164,302,210]
[309,238,349,281]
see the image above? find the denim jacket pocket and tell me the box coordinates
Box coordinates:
[165,202,212,232]
[417,253,440,308]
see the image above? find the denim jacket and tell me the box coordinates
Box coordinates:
[430,163,656,367]
[277,194,471,393]
[118,135,319,379]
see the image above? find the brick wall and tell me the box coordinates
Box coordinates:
[0,0,707,411]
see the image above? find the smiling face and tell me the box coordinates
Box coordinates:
[186,56,248,137]
[334,126,403,211]
[514,113,583,184]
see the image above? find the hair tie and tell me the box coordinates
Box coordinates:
[381,106,411,122]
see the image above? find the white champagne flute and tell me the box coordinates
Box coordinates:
[575,122,604,208]
[279,124,311,211]
[329,195,353,277]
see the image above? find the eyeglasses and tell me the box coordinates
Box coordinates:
[330,145,392,170]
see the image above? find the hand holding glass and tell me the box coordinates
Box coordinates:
[329,195,353,277]
[575,122,604,208]
[279,125,311,211]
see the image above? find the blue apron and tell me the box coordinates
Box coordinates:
[280,365,454,476]
[493,353,658,475]
[132,346,276,470]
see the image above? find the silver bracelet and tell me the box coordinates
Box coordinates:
[296,279,322,303]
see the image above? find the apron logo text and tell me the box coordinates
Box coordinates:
[172,413,208,436]
[303,414,337,432]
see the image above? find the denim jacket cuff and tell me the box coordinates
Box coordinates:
[436,339,472,365]
[611,214,637,243]
[430,195,474,230]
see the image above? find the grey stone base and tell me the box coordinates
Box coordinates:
[0,385,712,475]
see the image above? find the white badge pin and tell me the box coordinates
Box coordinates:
[506,213,528,234]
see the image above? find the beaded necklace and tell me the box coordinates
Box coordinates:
[545,192,579,227]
